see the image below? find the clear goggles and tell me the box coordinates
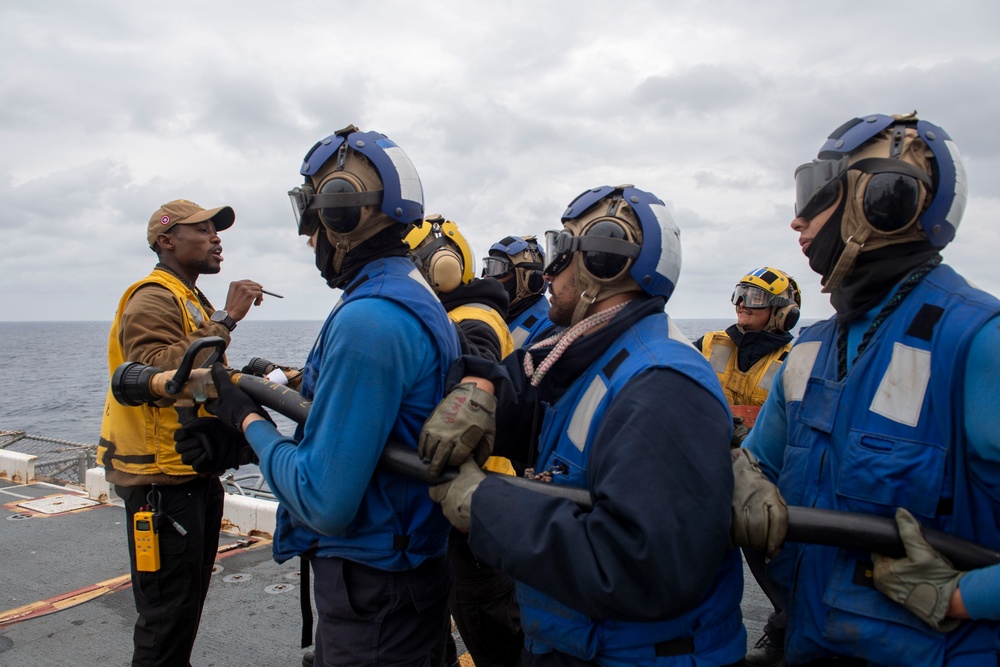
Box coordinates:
[481,256,514,278]
[794,156,849,220]
[732,283,792,309]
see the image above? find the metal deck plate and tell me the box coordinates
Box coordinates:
[16,494,100,514]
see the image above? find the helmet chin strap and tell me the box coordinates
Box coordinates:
[570,286,599,327]
[822,227,870,293]
[567,251,640,326]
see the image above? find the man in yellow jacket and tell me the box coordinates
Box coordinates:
[695,266,801,667]
[99,199,265,667]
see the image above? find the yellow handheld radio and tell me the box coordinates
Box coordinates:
[133,511,161,572]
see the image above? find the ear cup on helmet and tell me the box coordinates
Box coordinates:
[772,304,801,332]
[862,172,926,232]
[318,177,362,233]
[526,270,544,293]
[582,220,632,279]
[426,247,464,292]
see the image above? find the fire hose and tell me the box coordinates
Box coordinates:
[111,337,1000,571]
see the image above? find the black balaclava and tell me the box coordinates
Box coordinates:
[806,196,940,320]
[315,225,409,289]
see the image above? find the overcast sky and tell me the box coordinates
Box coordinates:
[2,0,998,323]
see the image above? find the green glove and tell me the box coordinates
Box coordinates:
[428,459,486,533]
[419,382,496,477]
[872,508,965,632]
[731,448,788,558]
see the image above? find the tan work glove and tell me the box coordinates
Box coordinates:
[429,459,486,533]
[731,448,788,558]
[872,508,965,632]
[419,382,496,477]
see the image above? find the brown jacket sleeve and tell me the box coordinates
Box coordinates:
[119,284,231,369]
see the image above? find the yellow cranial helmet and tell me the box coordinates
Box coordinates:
[404,214,475,293]
[732,267,802,332]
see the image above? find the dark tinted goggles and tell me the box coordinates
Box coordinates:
[543,229,576,276]
[288,186,317,237]
[794,157,849,220]
[543,228,640,277]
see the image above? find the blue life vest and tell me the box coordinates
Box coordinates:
[509,296,552,349]
[518,311,746,665]
[770,265,1000,666]
[273,257,460,570]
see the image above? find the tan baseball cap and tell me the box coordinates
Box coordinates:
[147,199,236,247]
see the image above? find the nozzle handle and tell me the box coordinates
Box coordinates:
[164,336,226,395]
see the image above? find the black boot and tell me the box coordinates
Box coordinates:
[745,632,784,667]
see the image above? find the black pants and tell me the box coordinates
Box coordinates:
[312,555,451,667]
[116,477,224,667]
[743,546,787,641]
[521,650,745,667]
[448,529,523,667]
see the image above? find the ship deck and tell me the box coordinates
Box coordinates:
[0,466,769,666]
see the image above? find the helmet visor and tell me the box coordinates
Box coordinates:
[482,256,513,278]
[794,157,849,220]
[732,284,789,309]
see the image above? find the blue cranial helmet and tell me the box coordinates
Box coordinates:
[557,185,682,301]
[288,125,424,238]
[801,113,966,248]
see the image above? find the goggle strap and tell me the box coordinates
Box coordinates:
[308,190,383,210]
[574,235,640,259]
[849,158,932,188]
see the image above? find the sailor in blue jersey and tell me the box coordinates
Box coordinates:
[192,125,461,667]
[482,235,556,348]
[733,113,1000,666]
[422,185,747,666]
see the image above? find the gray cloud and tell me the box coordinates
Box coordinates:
[1,0,999,322]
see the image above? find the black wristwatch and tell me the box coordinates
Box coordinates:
[210,310,237,332]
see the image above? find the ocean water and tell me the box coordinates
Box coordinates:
[0,317,809,443]
[0,320,324,443]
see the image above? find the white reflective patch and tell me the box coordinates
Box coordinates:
[782,341,822,402]
[759,361,780,392]
[568,375,607,451]
[408,267,439,299]
[944,140,967,232]
[511,326,530,348]
[667,316,695,347]
[383,146,423,205]
[869,343,931,427]
[649,203,681,284]
[186,300,205,324]
[708,345,731,374]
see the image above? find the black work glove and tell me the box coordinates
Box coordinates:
[731,417,751,448]
[175,417,259,473]
[206,363,267,432]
